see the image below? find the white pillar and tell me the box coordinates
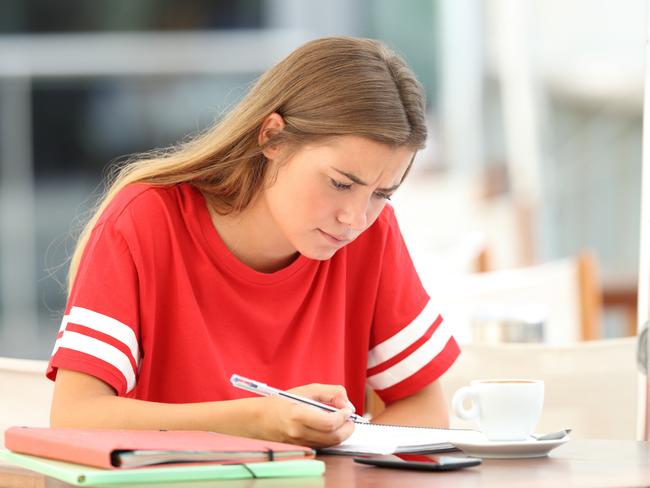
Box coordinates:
[438,0,484,173]
[0,75,40,357]
[637,0,650,442]
[492,0,542,204]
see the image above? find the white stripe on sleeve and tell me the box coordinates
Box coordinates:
[367,318,454,391]
[367,300,439,369]
[51,315,70,357]
[55,330,137,393]
[58,314,69,333]
[63,306,140,366]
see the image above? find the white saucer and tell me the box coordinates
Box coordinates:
[452,435,570,459]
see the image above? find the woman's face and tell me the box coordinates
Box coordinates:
[262,135,414,261]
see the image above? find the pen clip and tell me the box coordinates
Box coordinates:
[230,374,270,395]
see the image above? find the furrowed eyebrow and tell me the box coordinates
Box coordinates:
[332,168,400,193]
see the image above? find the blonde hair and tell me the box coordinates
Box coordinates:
[68,36,427,290]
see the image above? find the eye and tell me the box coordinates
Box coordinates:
[329,178,352,191]
[373,191,392,201]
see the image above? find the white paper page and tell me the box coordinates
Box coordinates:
[322,423,482,455]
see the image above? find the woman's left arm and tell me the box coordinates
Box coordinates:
[369,381,450,428]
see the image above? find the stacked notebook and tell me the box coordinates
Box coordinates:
[1,426,324,485]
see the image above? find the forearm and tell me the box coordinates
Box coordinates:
[52,393,267,438]
[50,370,356,447]
[370,381,450,428]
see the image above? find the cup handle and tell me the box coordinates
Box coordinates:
[452,386,480,420]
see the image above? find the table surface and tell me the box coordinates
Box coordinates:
[0,439,648,488]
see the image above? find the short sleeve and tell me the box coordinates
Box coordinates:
[47,219,141,396]
[366,208,460,404]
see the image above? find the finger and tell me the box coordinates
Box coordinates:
[287,417,356,448]
[293,384,353,410]
[290,402,354,433]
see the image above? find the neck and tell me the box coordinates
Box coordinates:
[204,194,298,273]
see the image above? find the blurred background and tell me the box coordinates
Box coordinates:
[0,0,646,360]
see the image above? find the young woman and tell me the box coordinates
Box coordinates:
[48,36,460,448]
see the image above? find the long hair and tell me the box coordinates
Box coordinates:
[67,36,428,290]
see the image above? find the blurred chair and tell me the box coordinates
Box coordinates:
[0,357,52,448]
[441,337,638,439]
[366,252,603,419]
[421,252,603,343]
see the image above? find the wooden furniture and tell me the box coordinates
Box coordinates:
[448,252,603,344]
[1,440,648,487]
[575,252,603,340]
[601,274,638,336]
[416,252,603,344]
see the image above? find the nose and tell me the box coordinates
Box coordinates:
[337,195,369,231]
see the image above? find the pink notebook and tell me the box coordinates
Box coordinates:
[4,426,314,469]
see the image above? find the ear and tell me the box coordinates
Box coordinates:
[258,113,286,159]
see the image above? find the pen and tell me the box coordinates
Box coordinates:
[230,374,369,423]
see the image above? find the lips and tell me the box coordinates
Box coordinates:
[319,229,352,244]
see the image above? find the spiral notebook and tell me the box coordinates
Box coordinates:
[320,423,482,455]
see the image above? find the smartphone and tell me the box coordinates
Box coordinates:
[354,453,481,471]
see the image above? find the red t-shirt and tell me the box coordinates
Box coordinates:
[47,183,459,411]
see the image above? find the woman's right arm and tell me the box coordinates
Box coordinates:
[50,369,355,448]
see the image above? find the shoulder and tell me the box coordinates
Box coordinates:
[97,183,194,228]
[89,183,204,267]
[92,184,205,251]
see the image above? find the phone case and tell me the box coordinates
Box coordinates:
[353,454,481,471]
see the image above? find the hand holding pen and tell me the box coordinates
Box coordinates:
[231,374,368,423]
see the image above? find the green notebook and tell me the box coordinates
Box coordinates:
[0,449,325,486]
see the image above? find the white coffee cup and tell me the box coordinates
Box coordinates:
[452,379,544,441]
